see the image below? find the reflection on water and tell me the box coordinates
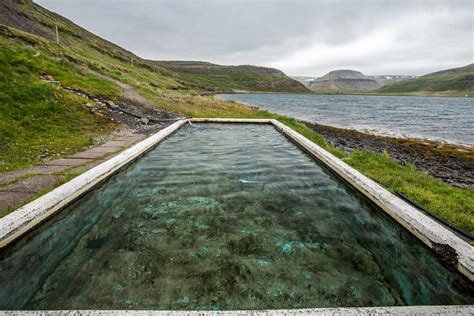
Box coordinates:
[218,93,474,146]
[0,124,472,310]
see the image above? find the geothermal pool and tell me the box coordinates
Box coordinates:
[0,123,472,310]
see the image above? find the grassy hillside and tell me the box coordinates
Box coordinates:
[155,61,308,92]
[0,26,119,172]
[0,1,472,234]
[0,0,306,93]
[376,64,474,96]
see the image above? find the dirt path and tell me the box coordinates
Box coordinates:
[0,74,181,217]
[116,81,154,109]
[0,131,149,216]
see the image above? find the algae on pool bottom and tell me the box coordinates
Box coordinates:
[0,124,472,310]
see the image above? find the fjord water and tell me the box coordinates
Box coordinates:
[218,93,474,146]
[0,124,472,310]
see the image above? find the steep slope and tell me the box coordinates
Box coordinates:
[0,0,306,93]
[376,64,474,96]
[154,61,308,92]
[309,70,382,92]
[0,25,119,172]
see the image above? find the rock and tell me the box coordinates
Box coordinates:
[140,117,150,125]
[85,103,94,108]
[44,75,55,81]
[106,100,119,109]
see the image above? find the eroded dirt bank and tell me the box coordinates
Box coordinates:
[304,122,474,188]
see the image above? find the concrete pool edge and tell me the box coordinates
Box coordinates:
[0,306,473,315]
[0,118,472,281]
[191,118,474,281]
[0,120,188,249]
[0,305,473,316]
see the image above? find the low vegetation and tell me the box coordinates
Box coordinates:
[0,36,117,172]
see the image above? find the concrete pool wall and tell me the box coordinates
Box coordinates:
[0,119,472,285]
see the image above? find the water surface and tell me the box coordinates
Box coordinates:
[218,93,474,146]
[0,124,472,310]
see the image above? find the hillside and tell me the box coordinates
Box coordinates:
[308,70,382,91]
[0,0,306,93]
[376,64,474,96]
[0,0,304,173]
[154,61,308,92]
[0,0,307,172]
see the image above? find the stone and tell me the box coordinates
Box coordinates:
[140,117,150,125]
[100,140,129,147]
[0,191,36,213]
[67,147,121,159]
[0,166,70,185]
[0,175,60,193]
[43,158,93,167]
[106,100,119,109]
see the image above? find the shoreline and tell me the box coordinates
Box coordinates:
[213,95,473,188]
[304,121,474,188]
[211,91,472,98]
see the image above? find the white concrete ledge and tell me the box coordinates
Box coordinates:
[268,119,473,281]
[190,118,273,123]
[0,306,472,315]
[0,120,187,249]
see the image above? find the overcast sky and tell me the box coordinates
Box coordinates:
[36,0,473,76]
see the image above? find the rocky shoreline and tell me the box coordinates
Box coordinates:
[304,122,474,188]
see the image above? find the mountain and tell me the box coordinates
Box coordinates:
[376,64,474,96]
[308,70,382,91]
[0,0,307,93]
[154,61,308,92]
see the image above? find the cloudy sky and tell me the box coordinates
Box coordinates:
[36,0,473,76]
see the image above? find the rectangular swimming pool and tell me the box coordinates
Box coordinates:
[0,122,472,310]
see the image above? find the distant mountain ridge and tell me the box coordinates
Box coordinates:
[155,61,308,92]
[294,64,472,97]
[376,64,474,96]
[308,70,382,91]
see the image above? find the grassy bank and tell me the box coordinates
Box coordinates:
[0,36,118,173]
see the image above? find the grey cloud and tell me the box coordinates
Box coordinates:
[36,0,473,76]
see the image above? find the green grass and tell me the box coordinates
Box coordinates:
[0,39,117,173]
[346,151,474,235]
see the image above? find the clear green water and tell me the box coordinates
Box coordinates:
[0,124,472,310]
